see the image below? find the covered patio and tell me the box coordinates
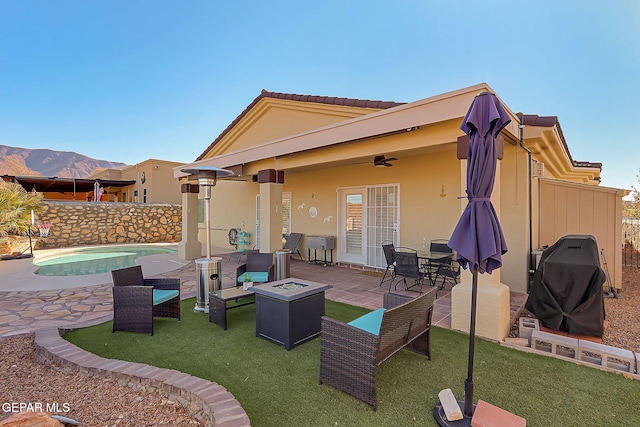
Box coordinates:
[168,255,528,332]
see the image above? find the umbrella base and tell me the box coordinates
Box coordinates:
[433,400,476,427]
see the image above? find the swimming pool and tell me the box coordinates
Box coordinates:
[33,246,177,276]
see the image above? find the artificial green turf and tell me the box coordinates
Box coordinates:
[64,298,640,426]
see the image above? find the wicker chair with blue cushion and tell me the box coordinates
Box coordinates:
[236,252,275,286]
[111,265,181,335]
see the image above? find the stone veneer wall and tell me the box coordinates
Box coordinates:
[36,201,182,249]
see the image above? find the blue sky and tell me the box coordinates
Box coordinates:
[1,1,639,192]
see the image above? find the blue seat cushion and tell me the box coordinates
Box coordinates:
[152,289,179,306]
[238,272,269,283]
[348,308,386,336]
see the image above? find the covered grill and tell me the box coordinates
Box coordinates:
[526,235,606,337]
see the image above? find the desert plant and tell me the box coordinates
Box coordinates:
[0,181,43,237]
[624,169,640,218]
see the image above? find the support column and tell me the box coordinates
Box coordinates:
[258,169,285,253]
[451,160,511,341]
[178,183,202,260]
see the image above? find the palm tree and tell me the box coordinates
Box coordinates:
[0,181,43,238]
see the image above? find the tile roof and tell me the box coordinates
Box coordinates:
[195,90,406,161]
[519,114,602,170]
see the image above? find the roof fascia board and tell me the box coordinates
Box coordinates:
[539,177,628,194]
[529,138,599,183]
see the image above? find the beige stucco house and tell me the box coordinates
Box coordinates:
[89,159,183,204]
[175,83,627,340]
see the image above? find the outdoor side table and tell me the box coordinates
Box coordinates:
[252,278,333,350]
[307,235,335,266]
[209,287,256,330]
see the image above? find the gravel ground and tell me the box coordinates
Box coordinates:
[0,335,201,426]
[602,266,640,353]
[512,267,640,354]
[1,268,639,425]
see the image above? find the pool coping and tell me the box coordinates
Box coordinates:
[0,244,188,292]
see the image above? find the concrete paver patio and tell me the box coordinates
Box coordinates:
[0,250,526,337]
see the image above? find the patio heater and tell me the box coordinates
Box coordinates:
[181,166,234,312]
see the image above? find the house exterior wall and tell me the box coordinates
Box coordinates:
[203,140,531,295]
[537,178,624,289]
[498,142,532,293]
[203,148,463,260]
[203,180,258,254]
[90,159,182,204]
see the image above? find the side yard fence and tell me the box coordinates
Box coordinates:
[623,218,640,268]
[34,201,182,249]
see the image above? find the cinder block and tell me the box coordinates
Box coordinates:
[578,340,635,373]
[438,388,463,421]
[518,317,539,344]
[636,353,640,374]
[530,330,578,359]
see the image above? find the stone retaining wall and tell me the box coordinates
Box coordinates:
[35,201,182,249]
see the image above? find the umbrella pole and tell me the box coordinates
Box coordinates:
[464,267,479,416]
[433,267,478,426]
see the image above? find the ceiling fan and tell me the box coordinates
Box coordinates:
[373,155,397,167]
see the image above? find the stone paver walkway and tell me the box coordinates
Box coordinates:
[0,256,527,338]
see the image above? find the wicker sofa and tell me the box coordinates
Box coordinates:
[319,288,436,410]
[111,265,181,335]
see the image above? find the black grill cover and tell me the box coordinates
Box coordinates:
[526,235,606,337]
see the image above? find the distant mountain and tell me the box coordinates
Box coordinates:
[0,144,127,178]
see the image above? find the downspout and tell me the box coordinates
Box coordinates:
[517,113,534,291]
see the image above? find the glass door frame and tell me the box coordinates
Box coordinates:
[337,184,400,267]
[337,187,366,264]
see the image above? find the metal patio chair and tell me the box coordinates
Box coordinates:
[379,242,396,287]
[429,239,459,294]
[392,249,426,293]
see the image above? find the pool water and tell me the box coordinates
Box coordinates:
[33,246,176,276]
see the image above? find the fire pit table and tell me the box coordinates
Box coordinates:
[251,278,332,350]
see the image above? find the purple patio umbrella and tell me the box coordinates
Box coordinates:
[434,92,510,425]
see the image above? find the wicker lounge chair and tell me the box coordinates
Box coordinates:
[320,288,436,410]
[111,265,181,335]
